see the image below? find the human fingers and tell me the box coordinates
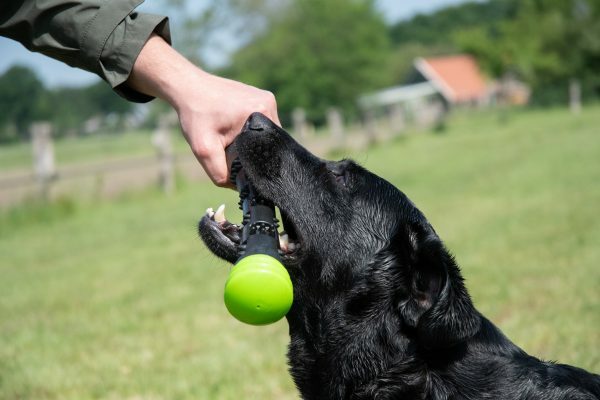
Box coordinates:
[191,135,234,189]
[257,90,281,127]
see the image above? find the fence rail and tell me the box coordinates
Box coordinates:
[0,107,442,208]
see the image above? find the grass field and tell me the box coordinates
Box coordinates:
[1,106,599,399]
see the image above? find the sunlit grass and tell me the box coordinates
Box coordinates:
[1,105,598,399]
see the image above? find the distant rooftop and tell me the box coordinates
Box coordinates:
[415,55,488,103]
[358,54,490,110]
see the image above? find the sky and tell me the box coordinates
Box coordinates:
[0,0,473,88]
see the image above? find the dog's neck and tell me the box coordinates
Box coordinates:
[283,257,519,399]
[285,305,501,399]
[284,264,416,399]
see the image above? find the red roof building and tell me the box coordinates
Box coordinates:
[413,55,489,105]
[358,54,497,117]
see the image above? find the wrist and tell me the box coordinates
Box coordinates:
[128,34,208,110]
[165,68,211,114]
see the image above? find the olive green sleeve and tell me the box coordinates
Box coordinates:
[0,0,171,102]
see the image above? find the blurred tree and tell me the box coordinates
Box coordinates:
[0,66,134,141]
[388,0,520,86]
[222,0,390,123]
[389,0,600,105]
[386,42,455,85]
[390,0,518,47]
[0,66,50,141]
[455,0,600,104]
[43,82,133,135]
[158,0,287,67]
[85,81,132,116]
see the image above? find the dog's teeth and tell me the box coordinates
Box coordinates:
[279,233,289,251]
[214,204,226,223]
[288,242,296,251]
[206,207,215,218]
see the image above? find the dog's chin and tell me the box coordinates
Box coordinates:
[198,205,302,266]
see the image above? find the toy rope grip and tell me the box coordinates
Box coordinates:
[230,159,280,260]
[223,159,293,325]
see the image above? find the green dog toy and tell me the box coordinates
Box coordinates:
[224,159,293,325]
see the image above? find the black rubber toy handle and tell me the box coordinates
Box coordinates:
[230,158,281,261]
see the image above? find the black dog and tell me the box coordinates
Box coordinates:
[199,113,599,399]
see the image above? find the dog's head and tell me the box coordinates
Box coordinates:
[199,112,480,349]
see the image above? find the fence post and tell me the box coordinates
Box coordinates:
[152,113,175,194]
[326,107,344,143]
[31,122,55,200]
[292,108,308,139]
[364,110,378,145]
[569,79,581,115]
[388,104,405,136]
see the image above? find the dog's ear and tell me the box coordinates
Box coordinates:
[397,225,480,349]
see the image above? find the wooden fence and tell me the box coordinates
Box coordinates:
[0,107,442,208]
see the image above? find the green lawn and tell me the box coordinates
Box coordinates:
[1,106,599,399]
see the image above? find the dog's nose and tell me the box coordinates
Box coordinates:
[244,112,272,131]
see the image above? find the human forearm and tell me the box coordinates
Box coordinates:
[0,0,170,102]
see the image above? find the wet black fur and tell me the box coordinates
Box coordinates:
[199,113,600,399]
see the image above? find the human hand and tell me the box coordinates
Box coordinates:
[173,72,280,187]
[127,34,280,187]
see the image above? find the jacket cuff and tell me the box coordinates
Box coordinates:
[81,0,171,103]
